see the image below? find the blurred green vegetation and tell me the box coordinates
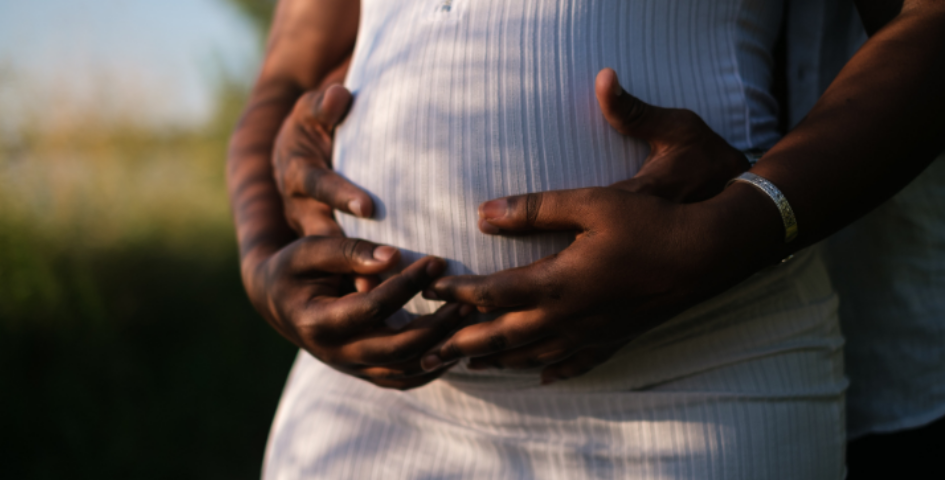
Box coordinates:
[227,0,276,34]
[0,1,298,478]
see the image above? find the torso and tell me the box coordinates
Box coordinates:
[335,0,784,316]
[263,3,850,476]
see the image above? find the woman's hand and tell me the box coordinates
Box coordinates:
[230,52,466,390]
[234,80,468,390]
[245,239,471,390]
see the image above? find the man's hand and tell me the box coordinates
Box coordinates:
[595,68,749,203]
[419,186,742,385]
[411,68,754,384]
[272,84,377,235]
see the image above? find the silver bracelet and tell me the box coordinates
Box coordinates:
[726,172,798,243]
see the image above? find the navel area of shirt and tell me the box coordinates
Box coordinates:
[334,0,784,318]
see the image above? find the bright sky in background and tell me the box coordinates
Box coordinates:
[0,0,261,128]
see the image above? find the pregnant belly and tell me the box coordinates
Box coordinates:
[329,0,775,316]
[330,0,686,317]
[333,72,646,316]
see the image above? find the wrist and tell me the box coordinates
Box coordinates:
[690,181,790,281]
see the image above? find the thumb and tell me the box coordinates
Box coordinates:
[595,68,673,141]
[477,188,601,234]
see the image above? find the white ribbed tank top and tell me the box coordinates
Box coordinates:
[335,0,784,318]
[264,3,850,476]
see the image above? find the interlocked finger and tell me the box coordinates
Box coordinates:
[340,303,472,366]
[425,266,545,311]
[420,309,550,371]
[326,256,447,335]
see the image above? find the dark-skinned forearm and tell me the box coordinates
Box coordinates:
[711,0,945,272]
[226,0,357,280]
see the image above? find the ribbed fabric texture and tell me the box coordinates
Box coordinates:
[825,153,945,438]
[796,2,945,438]
[334,0,783,317]
[264,250,847,479]
[265,1,848,478]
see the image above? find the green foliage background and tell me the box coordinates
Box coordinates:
[0,1,297,478]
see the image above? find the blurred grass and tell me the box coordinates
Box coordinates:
[0,2,298,478]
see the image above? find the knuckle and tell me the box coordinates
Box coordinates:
[359,297,387,320]
[620,97,649,129]
[487,334,508,352]
[297,91,322,119]
[341,238,365,263]
[305,168,332,202]
[473,283,495,307]
[443,343,464,360]
[524,192,543,225]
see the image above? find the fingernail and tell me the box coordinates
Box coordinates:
[372,246,397,263]
[421,354,443,372]
[611,73,623,97]
[478,218,501,235]
[459,304,474,317]
[479,198,508,220]
[348,199,364,217]
[423,288,441,300]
